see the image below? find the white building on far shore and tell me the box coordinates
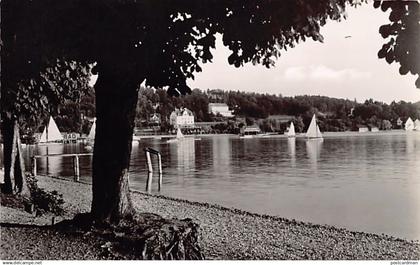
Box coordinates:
[208,103,234,118]
[169,108,195,128]
[358,126,368,133]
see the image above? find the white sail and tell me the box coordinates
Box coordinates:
[39,127,47,143]
[306,114,323,139]
[316,125,322,136]
[405,117,414,131]
[176,127,184,139]
[88,119,96,140]
[414,119,420,131]
[39,116,63,143]
[287,122,296,137]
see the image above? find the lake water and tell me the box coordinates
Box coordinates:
[9,131,420,240]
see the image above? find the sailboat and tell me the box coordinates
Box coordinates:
[88,118,96,141]
[39,116,64,144]
[305,114,323,140]
[176,127,184,139]
[84,118,96,151]
[405,117,414,131]
[167,127,184,143]
[414,119,420,131]
[287,122,296,137]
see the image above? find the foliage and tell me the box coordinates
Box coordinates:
[1,56,91,120]
[81,87,420,133]
[17,86,95,140]
[26,174,65,216]
[290,116,306,133]
[374,1,420,88]
[2,0,365,97]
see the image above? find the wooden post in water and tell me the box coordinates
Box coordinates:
[146,172,153,193]
[73,155,80,182]
[144,147,163,192]
[32,157,37,176]
[157,153,163,191]
[145,150,153,192]
[145,151,153,173]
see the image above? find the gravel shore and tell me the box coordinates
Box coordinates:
[1,175,419,260]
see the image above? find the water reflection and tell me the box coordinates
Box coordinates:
[36,144,64,176]
[1,132,419,240]
[170,138,195,173]
[287,138,296,167]
[212,136,231,177]
[305,140,323,171]
[406,133,416,154]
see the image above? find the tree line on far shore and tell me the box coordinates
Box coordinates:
[135,87,420,133]
[17,86,420,139]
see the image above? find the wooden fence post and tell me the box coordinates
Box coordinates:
[144,148,164,192]
[73,155,80,182]
[158,153,163,191]
[32,157,37,176]
[146,172,153,193]
[145,151,153,173]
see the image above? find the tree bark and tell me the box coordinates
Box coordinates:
[91,66,144,223]
[1,116,15,193]
[1,116,28,195]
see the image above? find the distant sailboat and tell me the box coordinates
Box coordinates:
[39,116,63,143]
[85,118,96,151]
[167,127,184,143]
[88,118,96,141]
[405,117,414,131]
[306,114,323,140]
[414,119,420,131]
[176,127,184,139]
[287,122,296,137]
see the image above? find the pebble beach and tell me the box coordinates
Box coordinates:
[1,175,419,260]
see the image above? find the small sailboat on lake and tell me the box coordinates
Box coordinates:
[405,117,414,131]
[287,122,296,138]
[414,119,420,131]
[85,118,96,151]
[176,127,184,139]
[167,127,184,143]
[39,116,64,144]
[88,118,96,141]
[305,114,323,140]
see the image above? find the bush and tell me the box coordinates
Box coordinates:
[26,174,65,216]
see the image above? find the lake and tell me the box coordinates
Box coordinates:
[9,131,420,240]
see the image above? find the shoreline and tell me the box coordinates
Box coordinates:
[1,175,419,260]
[136,130,415,139]
[11,130,417,149]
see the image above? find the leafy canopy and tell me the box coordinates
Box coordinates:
[3,0,362,99]
[374,0,420,88]
[1,1,91,119]
[3,0,417,118]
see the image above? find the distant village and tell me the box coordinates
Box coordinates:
[13,87,420,144]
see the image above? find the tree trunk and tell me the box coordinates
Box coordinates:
[2,116,15,193]
[91,66,144,223]
[1,116,28,196]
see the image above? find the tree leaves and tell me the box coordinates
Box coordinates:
[1,57,91,119]
[3,0,360,99]
[374,0,420,87]
[6,0,416,106]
